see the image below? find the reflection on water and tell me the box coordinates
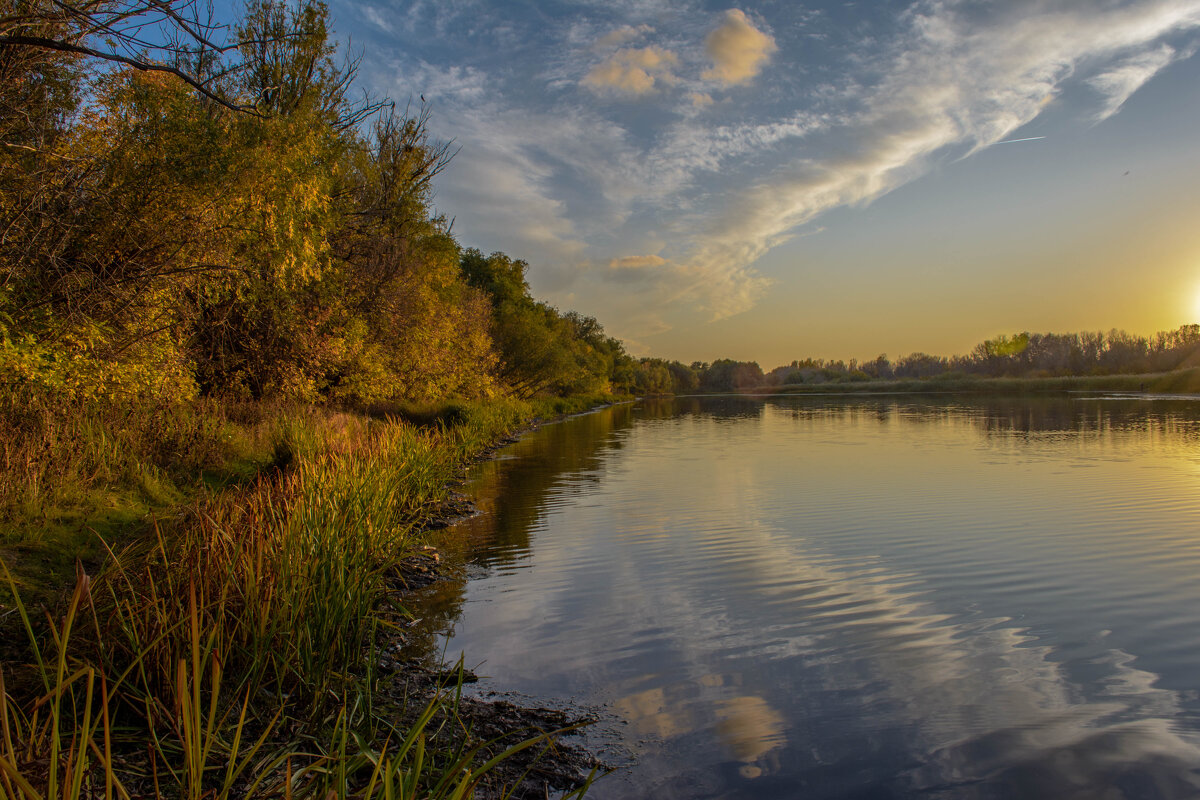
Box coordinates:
[409,396,1200,799]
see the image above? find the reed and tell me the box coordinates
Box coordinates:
[1,395,594,798]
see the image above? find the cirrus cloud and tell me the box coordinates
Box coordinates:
[608,254,668,270]
[1087,43,1185,121]
[594,23,655,50]
[369,0,1200,347]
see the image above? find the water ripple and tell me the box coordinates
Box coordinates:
[429,396,1200,799]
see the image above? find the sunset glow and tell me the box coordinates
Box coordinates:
[347,0,1200,366]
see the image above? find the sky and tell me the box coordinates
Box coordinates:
[328,0,1200,368]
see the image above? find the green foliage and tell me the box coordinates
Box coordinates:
[700,359,764,392]
[984,332,1030,358]
[460,250,635,398]
[764,325,1200,388]
[630,358,700,395]
[1,0,620,792]
[460,248,527,304]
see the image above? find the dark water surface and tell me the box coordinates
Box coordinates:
[414,396,1200,799]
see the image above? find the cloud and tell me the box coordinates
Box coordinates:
[369,0,1200,344]
[406,62,489,102]
[1087,44,1182,121]
[608,254,668,270]
[671,0,1200,320]
[384,70,655,292]
[595,24,654,50]
[702,9,777,86]
[360,5,394,34]
[583,46,680,95]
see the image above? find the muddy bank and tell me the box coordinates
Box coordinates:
[385,548,606,798]
[388,408,623,798]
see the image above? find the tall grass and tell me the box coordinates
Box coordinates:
[0,395,600,798]
[0,395,277,519]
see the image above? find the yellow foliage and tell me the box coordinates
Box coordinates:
[0,320,196,403]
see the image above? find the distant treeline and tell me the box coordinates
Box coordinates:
[629,326,1200,394]
[0,0,635,406]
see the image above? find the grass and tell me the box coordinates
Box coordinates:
[0,392,611,798]
[0,395,289,608]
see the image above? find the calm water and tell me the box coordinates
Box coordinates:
[413,395,1200,799]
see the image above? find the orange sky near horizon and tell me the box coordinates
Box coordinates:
[634,76,1200,369]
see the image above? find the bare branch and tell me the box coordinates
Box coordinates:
[0,32,256,113]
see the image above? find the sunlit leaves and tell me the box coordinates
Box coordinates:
[1,0,629,406]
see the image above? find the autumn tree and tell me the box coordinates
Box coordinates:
[460,249,634,397]
[700,359,763,392]
[0,0,273,111]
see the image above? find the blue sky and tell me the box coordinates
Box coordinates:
[330,0,1200,366]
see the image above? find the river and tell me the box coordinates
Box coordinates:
[410,395,1200,799]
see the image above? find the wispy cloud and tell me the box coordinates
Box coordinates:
[668,0,1200,319]
[366,0,1200,340]
[1088,44,1183,121]
[608,254,668,270]
[594,24,655,50]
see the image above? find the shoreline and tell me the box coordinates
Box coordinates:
[628,368,1200,399]
[386,548,604,799]
[392,400,632,796]
[381,404,619,797]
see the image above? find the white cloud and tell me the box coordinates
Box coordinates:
[368,0,1200,343]
[360,5,394,34]
[406,62,489,102]
[702,9,777,86]
[393,82,654,292]
[1088,44,1181,121]
[671,0,1200,320]
[652,111,828,178]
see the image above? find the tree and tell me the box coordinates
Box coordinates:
[667,361,699,393]
[236,0,381,127]
[1,0,266,112]
[700,359,763,392]
[633,359,673,395]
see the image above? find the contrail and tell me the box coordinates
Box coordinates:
[993,136,1047,145]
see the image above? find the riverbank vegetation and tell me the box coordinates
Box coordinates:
[2,397,606,798]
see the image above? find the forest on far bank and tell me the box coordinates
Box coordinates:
[632,325,1200,395]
